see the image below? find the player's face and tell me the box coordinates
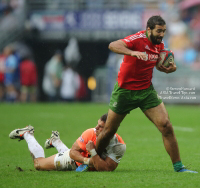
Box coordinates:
[150,25,166,45]
[95,119,105,136]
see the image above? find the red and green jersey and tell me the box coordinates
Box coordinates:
[118,30,164,90]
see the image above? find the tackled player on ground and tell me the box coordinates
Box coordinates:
[9,113,126,172]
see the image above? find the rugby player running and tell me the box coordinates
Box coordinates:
[96,15,197,173]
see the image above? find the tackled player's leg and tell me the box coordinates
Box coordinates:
[34,155,56,170]
[9,126,76,171]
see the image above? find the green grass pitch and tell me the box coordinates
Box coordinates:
[0,103,199,188]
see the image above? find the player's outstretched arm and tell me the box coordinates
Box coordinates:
[108,40,147,60]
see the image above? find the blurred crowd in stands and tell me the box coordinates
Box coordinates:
[0,38,87,103]
[0,0,199,103]
[0,43,37,102]
[42,38,87,102]
[161,0,200,69]
[0,0,24,16]
[0,0,24,31]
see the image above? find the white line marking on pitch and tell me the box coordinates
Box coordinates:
[173,126,194,132]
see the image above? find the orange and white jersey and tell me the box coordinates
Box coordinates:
[76,128,126,164]
[76,128,97,159]
[101,133,126,164]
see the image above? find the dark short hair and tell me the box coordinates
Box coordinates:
[100,113,108,123]
[146,15,166,30]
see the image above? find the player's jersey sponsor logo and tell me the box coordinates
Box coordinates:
[143,52,158,61]
[157,94,162,99]
[148,54,159,61]
[79,136,84,143]
[113,102,117,107]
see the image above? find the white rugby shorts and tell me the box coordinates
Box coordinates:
[54,149,77,171]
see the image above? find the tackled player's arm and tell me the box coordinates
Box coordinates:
[69,141,87,164]
[86,141,118,171]
[108,40,146,60]
[90,155,118,171]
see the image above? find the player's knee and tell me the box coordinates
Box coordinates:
[159,119,173,136]
[34,159,41,170]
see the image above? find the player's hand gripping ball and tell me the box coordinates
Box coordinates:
[157,49,174,68]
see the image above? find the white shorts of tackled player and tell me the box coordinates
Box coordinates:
[54,150,77,170]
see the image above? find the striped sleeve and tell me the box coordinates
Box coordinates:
[121,33,146,49]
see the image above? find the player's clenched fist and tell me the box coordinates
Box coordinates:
[86,140,96,152]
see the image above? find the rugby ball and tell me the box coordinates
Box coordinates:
[157,49,174,68]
